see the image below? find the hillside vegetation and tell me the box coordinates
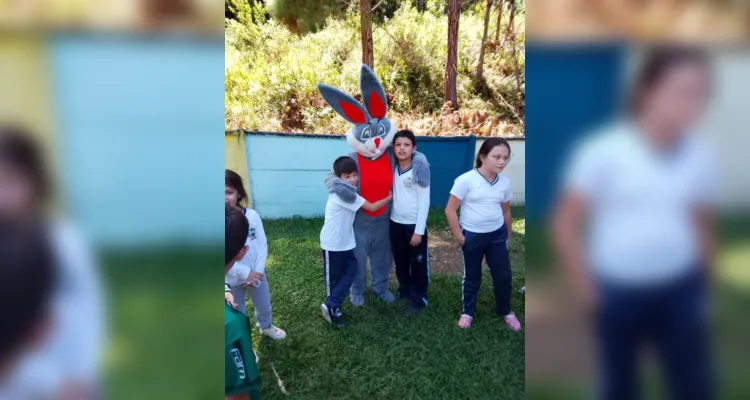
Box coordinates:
[225,1,525,136]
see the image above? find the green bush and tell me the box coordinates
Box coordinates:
[225,2,525,134]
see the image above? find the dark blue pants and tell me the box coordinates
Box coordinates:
[389,220,430,308]
[460,224,512,317]
[321,249,358,309]
[595,270,713,400]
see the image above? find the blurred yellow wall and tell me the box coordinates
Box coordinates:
[0,34,60,210]
[225,132,252,207]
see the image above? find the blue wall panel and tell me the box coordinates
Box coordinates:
[414,136,477,209]
[50,35,225,246]
[525,42,625,223]
[245,133,476,219]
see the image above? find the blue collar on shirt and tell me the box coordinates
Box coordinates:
[474,168,499,186]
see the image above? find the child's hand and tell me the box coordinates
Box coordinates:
[244,271,264,288]
[410,233,422,247]
[457,235,466,247]
[225,291,238,309]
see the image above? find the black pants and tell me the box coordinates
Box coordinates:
[461,224,511,317]
[595,269,713,400]
[389,220,429,308]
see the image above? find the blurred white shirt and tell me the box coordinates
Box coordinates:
[565,121,717,286]
[225,208,269,286]
[3,219,106,398]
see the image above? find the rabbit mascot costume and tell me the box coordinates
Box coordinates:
[319,65,431,306]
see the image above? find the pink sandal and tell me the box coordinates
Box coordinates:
[503,312,521,331]
[457,314,473,329]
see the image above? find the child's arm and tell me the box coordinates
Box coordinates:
[411,184,430,246]
[502,182,513,243]
[361,192,393,212]
[502,201,512,243]
[446,175,469,245]
[250,211,268,275]
[445,195,464,245]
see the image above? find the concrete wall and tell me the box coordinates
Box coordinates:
[476,138,525,204]
[240,132,525,219]
[694,50,750,211]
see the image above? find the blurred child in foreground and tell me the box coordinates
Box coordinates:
[0,126,106,399]
[0,219,56,399]
[554,47,717,399]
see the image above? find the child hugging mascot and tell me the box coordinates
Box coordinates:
[318,65,430,307]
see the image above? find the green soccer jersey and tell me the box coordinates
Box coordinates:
[225,301,262,399]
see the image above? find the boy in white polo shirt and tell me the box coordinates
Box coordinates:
[320,156,392,326]
[389,130,431,317]
[445,138,520,331]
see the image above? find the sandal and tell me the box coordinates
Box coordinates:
[457,314,473,329]
[503,312,522,331]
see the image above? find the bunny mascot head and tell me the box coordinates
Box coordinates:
[317,65,396,159]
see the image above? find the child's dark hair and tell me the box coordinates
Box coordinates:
[0,218,55,366]
[476,138,511,168]
[225,204,249,265]
[394,130,416,146]
[629,46,711,115]
[333,156,357,177]
[225,169,249,207]
[0,125,51,205]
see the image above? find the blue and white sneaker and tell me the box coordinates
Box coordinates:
[321,303,345,326]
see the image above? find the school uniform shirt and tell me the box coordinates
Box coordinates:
[6,219,106,398]
[564,121,718,285]
[320,193,366,252]
[450,169,513,233]
[391,163,430,235]
[225,208,269,287]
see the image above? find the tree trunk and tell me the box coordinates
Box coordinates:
[444,0,461,109]
[477,0,492,80]
[361,0,374,69]
[494,0,503,43]
[417,0,423,12]
[506,0,520,92]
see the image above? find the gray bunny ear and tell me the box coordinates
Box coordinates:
[317,83,370,124]
[360,65,388,119]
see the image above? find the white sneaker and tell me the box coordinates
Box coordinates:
[259,325,287,341]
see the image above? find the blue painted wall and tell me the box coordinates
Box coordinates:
[245,132,478,219]
[525,42,625,223]
[50,35,225,247]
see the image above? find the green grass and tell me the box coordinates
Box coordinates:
[252,207,525,399]
[103,207,525,400]
[103,246,225,399]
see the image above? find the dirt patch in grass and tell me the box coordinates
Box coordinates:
[386,228,480,284]
[427,228,466,275]
[525,274,594,382]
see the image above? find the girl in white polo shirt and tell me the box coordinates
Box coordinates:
[446,138,520,331]
[554,47,715,400]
